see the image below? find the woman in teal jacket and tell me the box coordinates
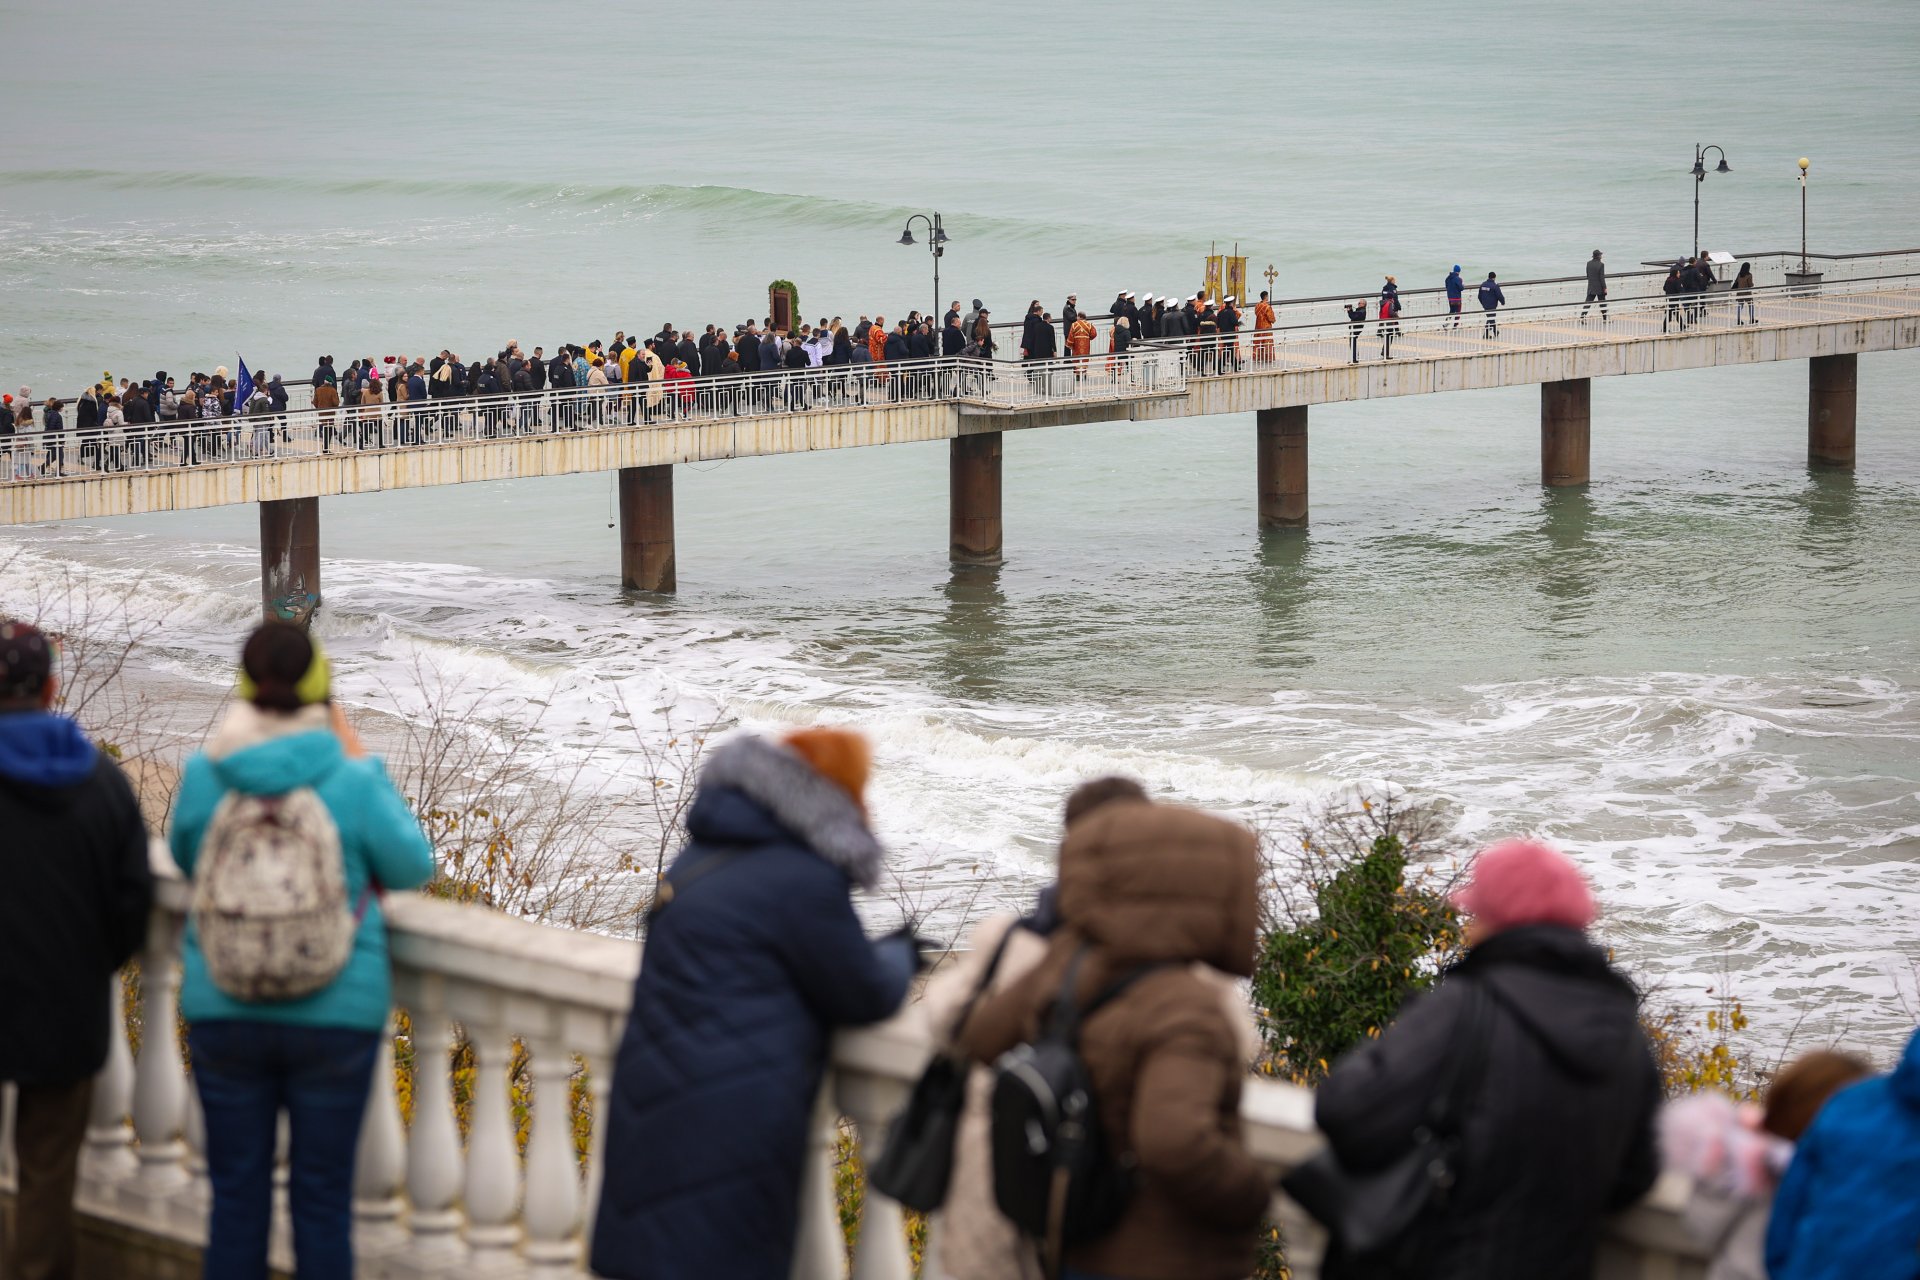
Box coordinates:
[172,623,434,1280]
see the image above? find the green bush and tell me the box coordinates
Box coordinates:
[1251,792,1463,1086]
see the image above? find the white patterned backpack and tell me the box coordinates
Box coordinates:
[191,787,360,1002]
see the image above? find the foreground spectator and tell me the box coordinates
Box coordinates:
[956,797,1269,1280]
[1662,1050,1870,1280]
[591,728,920,1280]
[0,620,153,1280]
[171,623,434,1280]
[1765,1025,1920,1278]
[1313,838,1661,1279]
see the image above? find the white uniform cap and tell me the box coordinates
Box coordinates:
[1225,295,1236,303]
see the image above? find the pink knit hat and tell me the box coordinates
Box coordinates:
[1451,838,1595,935]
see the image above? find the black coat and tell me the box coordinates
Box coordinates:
[942,321,965,356]
[528,358,547,390]
[737,333,762,373]
[1160,309,1190,339]
[676,338,700,377]
[907,330,935,360]
[884,331,911,362]
[589,737,914,1280]
[1021,313,1057,359]
[0,714,153,1085]
[1316,925,1660,1280]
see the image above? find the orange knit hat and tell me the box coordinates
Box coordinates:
[783,727,872,809]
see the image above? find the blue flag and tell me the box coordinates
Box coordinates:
[234,356,255,412]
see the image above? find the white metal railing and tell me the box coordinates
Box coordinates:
[0,350,1188,484]
[0,842,1713,1279]
[1139,271,1920,373]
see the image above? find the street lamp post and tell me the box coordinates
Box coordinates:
[897,213,949,327]
[1786,157,1823,289]
[1797,157,1811,275]
[1691,143,1731,259]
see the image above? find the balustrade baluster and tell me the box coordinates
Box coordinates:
[840,1076,913,1280]
[520,1040,582,1277]
[403,1010,467,1262]
[461,1034,522,1263]
[128,908,188,1203]
[790,1080,848,1280]
[352,1017,408,1257]
[579,1048,611,1259]
[82,970,137,1183]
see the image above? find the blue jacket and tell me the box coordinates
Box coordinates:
[170,705,435,1032]
[1445,270,1464,300]
[1478,278,1506,310]
[590,736,915,1280]
[1766,1027,1920,1279]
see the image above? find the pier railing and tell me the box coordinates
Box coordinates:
[0,843,1713,1278]
[6,269,1918,487]
[25,248,1920,423]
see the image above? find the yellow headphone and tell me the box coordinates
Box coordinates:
[236,642,332,706]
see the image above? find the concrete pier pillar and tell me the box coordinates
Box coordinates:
[1540,378,1591,487]
[950,432,1004,566]
[1257,406,1308,529]
[619,465,677,592]
[259,497,321,623]
[1808,352,1857,469]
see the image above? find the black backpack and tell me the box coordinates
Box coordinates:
[990,946,1164,1274]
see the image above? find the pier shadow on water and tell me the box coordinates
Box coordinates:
[1792,467,1863,580]
[1249,528,1318,677]
[933,564,1009,695]
[1528,487,1602,656]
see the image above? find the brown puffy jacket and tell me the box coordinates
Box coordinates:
[957,802,1269,1280]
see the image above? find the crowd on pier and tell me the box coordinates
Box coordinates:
[3,616,1918,1280]
[2,250,1776,482]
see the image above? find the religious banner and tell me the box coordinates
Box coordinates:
[1226,255,1248,304]
[1202,255,1224,304]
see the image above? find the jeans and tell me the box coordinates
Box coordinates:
[189,1021,381,1280]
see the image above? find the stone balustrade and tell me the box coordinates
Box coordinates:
[0,844,1710,1278]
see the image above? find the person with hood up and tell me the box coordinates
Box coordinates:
[924,778,1261,1280]
[590,728,922,1280]
[1477,270,1507,337]
[1662,1050,1870,1280]
[1765,1026,1920,1278]
[0,620,153,1280]
[956,797,1270,1280]
[171,622,435,1279]
[1314,838,1660,1279]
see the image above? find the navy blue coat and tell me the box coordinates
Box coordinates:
[590,737,915,1280]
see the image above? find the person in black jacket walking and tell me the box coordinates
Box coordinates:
[590,730,919,1280]
[0,620,154,1280]
[1315,838,1660,1280]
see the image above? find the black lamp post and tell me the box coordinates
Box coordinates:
[1691,144,1731,259]
[897,213,949,327]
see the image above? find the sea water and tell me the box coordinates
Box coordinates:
[3,0,1919,1041]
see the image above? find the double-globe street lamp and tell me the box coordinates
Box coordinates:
[897,213,949,328]
[1691,144,1732,259]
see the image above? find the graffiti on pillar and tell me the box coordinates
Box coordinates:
[269,574,321,627]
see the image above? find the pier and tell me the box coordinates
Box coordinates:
[3,250,1915,609]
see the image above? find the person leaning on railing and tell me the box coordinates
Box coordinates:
[954,797,1270,1280]
[1310,839,1661,1280]
[169,623,435,1280]
[589,728,925,1280]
